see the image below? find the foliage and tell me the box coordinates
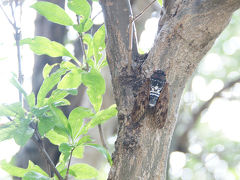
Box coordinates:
[0,0,117,179]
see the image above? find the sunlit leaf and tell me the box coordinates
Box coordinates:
[83,33,94,59]
[70,163,98,179]
[48,89,78,104]
[0,123,15,142]
[43,63,57,79]
[73,18,93,33]
[38,116,56,136]
[58,69,82,89]
[67,0,91,21]
[31,1,73,26]
[21,36,77,62]
[27,161,48,177]
[86,104,117,129]
[86,143,112,165]
[37,68,67,107]
[68,107,94,139]
[82,69,105,112]
[13,121,34,146]
[93,25,105,64]
[0,160,28,177]
[72,145,84,159]
[23,171,50,180]
[46,129,68,145]
[27,93,35,108]
[157,0,163,6]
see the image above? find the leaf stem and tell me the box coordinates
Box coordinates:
[65,148,74,180]
[98,125,108,150]
[32,127,64,180]
[9,2,24,105]
[132,0,157,22]
[76,15,89,71]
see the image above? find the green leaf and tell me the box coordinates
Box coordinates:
[98,57,108,69]
[72,145,84,159]
[50,106,69,130]
[59,143,72,161]
[0,123,15,142]
[0,160,28,177]
[68,107,94,139]
[13,122,34,146]
[58,69,82,89]
[38,116,56,136]
[37,68,67,107]
[23,171,50,180]
[93,25,105,64]
[77,135,92,145]
[67,0,91,21]
[42,63,57,79]
[27,93,35,108]
[10,75,27,98]
[157,0,163,6]
[31,1,73,26]
[21,36,77,62]
[82,69,105,112]
[0,104,19,117]
[73,18,93,33]
[27,161,48,177]
[86,104,117,130]
[46,129,68,145]
[83,33,94,59]
[70,163,98,179]
[60,61,76,70]
[86,143,113,166]
[48,89,78,104]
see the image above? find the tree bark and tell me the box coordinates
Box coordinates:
[99,0,240,179]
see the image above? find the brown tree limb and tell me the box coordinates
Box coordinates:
[100,0,240,179]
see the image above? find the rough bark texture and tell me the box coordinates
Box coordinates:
[99,0,240,179]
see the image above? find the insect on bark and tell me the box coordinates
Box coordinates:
[149,70,166,107]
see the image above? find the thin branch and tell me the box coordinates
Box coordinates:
[193,77,240,120]
[176,77,240,152]
[8,2,24,105]
[98,125,108,150]
[76,15,89,70]
[65,148,74,180]
[128,0,157,73]
[132,0,157,22]
[0,3,14,27]
[92,10,102,22]
[128,15,133,74]
[32,126,64,180]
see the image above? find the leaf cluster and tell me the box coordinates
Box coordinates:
[0,0,117,179]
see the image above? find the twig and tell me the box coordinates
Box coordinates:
[128,0,157,73]
[98,125,108,150]
[8,2,24,105]
[0,3,14,27]
[128,15,133,74]
[92,10,102,22]
[32,126,64,180]
[76,15,89,70]
[132,0,157,22]
[192,77,240,120]
[176,77,240,152]
[65,148,74,180]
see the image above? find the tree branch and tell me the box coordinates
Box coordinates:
[32,130,64,180]
[176,77,240,152]
[100,0,240,179]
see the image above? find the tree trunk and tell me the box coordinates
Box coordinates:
[99,0,240,179]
